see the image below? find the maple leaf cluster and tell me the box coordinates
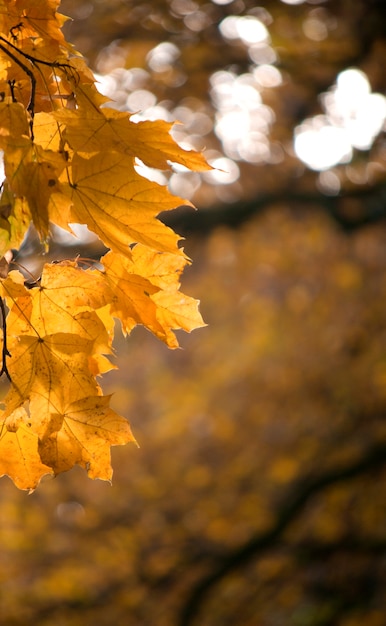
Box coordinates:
[0,0,208,490]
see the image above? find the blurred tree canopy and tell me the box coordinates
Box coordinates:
[2,209,386,626]
[57,0,386,233]
[1,2,386,626]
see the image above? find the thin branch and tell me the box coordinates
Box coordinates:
[178,443,386,626]
[0,35,78,81]
[0,40,36,119]
[0,297,11,381]
[0,35,77,139]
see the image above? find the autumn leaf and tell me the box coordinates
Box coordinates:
[61,150,186,256]
[0,0,207,489]
[38,395,136,481]
[102,247,205,347]
[54,84,211,171]
[0,102,30,143]
[0,0,68,49]
[4,140,69,238]
[100,249,165,338]
[0,408,53,491]
[0,189,31,257]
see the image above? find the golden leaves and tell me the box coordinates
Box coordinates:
[63,151,185,256]
[0,265,135,490]
[54,86,210,171]
[0,1,207,489]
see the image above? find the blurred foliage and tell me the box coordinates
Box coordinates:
[1,208,386,625]
[56,0,386,224]
[1,1,386,625]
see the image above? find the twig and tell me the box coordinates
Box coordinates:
[0,41,36,113]
[0,297,11,381]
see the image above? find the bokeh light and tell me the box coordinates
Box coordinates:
[294,69,386,171]
[294,118,352,171]
[219,15,269,45]
[76,2,386,200]
[202,156,240,184]
[147,42,180,72]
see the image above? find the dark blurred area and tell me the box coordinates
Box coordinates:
[1,1,386,625]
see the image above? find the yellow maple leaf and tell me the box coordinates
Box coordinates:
[32,111,65,151]
[102,247,205,347]
[1,268,114,419]
[101,249,165,337]
[54,85,211,171]
[0,0,68,47]
[2,265,111,338]
[130,245,206,347]
[0,408,53,491]
[61,151,186,256]
[31,261,112,324]
[3,333,102,419]
[0,102,30,143]
[3,139,70,238]
[0,190,31,257]
[39,395,136,481]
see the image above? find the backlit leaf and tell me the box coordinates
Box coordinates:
[55,86,211,171]
[0,408,53,491]
[39,395,136,481]
[61,151,185,256]
[0,0,206,489]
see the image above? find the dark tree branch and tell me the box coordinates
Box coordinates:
[288,537,386,559]
[162,182,386,237]
[178,443,386,626]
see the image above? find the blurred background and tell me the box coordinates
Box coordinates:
[1,0,386,624]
